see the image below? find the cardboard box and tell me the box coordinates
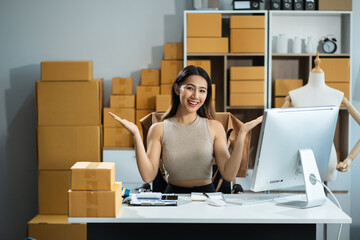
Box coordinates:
[41,61,93,81]
[161,84,173,95]
[321,58,350,83]
[230,66,265,80]
[141,69,160,86]
[103,127,133,148]
[112,77,133,95]
[38,171,70,214]
[71,162,115,191]
[274,97,288,108]
[37,126,101,170]
[164,43,183,60]
[230,81,264,93]
[109,95,135,108]
[187,38,228,53]
[212,84,215,100]
[319,0,352,11]
[230,93,264,107]
[230,16,265,29]
[68,182,122,217]
[103,108,135,127]
[187,60,211,78]
[275,79,303,96]
[28,215,86,240]
[136,109,153,131]
[156,95,171,112]
[136,86,160,109]
[230,29,265,53]
[161,60,183,84]
[187,13,222,37]
[327,82,350,99]
[36,79,103,126]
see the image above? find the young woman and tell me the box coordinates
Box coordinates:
[108,65,262,193]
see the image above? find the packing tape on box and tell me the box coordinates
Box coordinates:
[84,163,98,179]
[85,180,98,190]
[86,191,98,205]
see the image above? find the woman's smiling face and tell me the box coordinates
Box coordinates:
[177,75,208,113]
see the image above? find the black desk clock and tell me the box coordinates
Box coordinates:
[322,36,337,54]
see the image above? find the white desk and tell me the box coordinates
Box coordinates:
[69,194,351,240]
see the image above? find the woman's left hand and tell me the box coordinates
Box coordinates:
[240,116,263,135]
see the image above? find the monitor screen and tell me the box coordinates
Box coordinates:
[251,106,339,192]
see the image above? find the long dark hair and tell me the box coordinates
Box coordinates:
[163,65,215,120]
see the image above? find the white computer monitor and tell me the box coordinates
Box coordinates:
[250,106,339,208]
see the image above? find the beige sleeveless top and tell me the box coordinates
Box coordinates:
[161,116,214,182]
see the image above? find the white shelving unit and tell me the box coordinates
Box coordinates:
[184,10,268,113]
[268,10,352,108]
[184,10,352,240]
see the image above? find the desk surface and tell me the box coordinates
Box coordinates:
[68,194,351,224]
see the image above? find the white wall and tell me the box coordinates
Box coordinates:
[0,1,192,239]
[0,0,359,239]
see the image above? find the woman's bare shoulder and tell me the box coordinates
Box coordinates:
[148,122,164,138]
[208,119,225,136]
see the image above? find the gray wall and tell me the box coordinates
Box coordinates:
[350,1,360,239]
[0,1,359,240]
[0,1,192,239]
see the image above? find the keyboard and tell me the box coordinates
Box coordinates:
[224,193,296,206]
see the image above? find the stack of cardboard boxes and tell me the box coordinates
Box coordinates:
[136,70,160,134]
[321,58,350,102]
[230,66,265,107]
[103,77,135,147]
[230,15,265,53]
[135,69,160,133]
[274,79,303,108]
[68,162,122,217]
[187,13,228,53]
[156,43,183,112]
[29,61,103,239]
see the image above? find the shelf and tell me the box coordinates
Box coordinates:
[272,53,350,57]
[187,53,265,57]
[270,10,352,17]
[226,106,265,110]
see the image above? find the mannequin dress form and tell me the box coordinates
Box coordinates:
[282,52,360,180]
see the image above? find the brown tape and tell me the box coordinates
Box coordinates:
[84,169,96,179]
[86,180,98,190]
[86,191,98,205]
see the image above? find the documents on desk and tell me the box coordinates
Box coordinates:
[191,192,226,207]
[129,192,177,206]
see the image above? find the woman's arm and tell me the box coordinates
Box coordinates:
[281,95,291,108]
[108,112,162,183]
[212,116,263,181]
[336,98,360,171]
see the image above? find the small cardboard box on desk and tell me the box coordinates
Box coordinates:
[68,162,122,217]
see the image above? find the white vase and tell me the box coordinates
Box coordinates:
[292,36,301,54]
[306,36,314,54]
[277,34,288,54]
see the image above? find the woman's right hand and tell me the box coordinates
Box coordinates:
[108,112,140,136]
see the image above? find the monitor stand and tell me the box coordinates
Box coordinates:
[279,149,327,208]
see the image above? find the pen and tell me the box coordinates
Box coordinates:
[203,192,210,199]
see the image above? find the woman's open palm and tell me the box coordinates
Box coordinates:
[240,116,263,134]
[108,112,139,136]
